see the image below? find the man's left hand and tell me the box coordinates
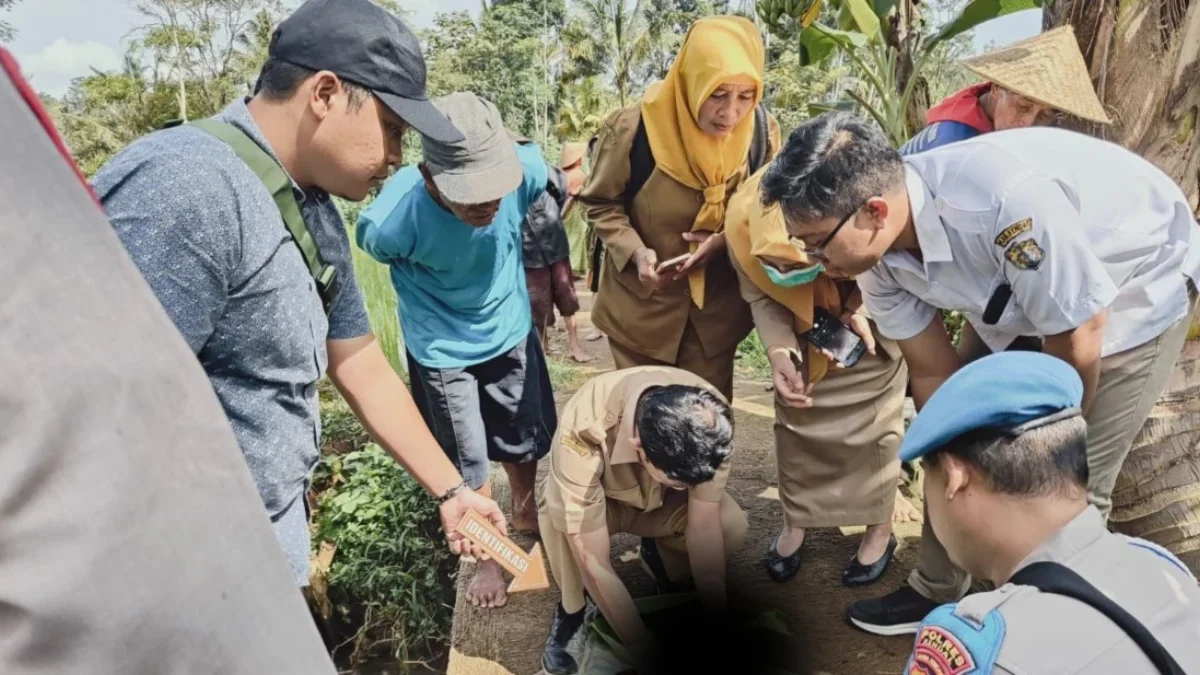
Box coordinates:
[439,488,508,559]
[671,231,726,279]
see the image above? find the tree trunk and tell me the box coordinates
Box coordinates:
[1047,0,1200,572]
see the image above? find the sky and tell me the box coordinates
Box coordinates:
[8,0,1043,97]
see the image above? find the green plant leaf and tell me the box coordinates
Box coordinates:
[838,0,881,41]
[799,23,868,67]
[932,0,1043,47]
[807,100,856,115]
[870,0,897,19]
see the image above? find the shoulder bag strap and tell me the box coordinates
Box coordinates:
[1009,561,1186,675]
[187,119,338,314]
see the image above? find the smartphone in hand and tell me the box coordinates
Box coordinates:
[809,308,867,368]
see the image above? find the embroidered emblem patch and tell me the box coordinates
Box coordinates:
[1004,239,1044,270]
[561,434,591,457]
[908,626,977,675]
[994,218,1032,248]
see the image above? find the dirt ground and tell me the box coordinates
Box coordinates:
[446,285,924,675]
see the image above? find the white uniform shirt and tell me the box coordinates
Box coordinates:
[860,128,1200,357]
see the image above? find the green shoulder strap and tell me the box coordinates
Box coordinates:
[186,118,339,314]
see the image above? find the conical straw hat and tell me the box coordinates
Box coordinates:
[560,141,588,169]
[961,25,1111,125]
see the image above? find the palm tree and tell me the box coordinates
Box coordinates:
[1048,0,1200,572]
[562,0,658,107]
[556,75,616,140]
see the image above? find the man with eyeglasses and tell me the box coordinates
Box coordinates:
[758,111,1200,637]
[900,26,1110,155]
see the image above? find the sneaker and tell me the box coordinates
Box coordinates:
[541,601,587,675]
[846,585,939,636]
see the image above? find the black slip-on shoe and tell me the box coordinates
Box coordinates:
[765,534,803,583]
[846,585,939,636]
[541,601,587,675]
[842,534,898,587]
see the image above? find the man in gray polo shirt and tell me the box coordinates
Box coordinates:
[92,0,506,586]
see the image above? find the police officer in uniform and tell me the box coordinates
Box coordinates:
[897,351,1200,674]
[535,366,748,675]
[758,112,1200,634]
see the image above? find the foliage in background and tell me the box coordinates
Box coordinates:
[336,198,409,375]
[0,0,21,43]
[312,388,449,668]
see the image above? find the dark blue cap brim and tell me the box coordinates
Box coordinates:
[376,91,465,145]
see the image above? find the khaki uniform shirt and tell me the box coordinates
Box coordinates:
[580,105,781,363]
[906,506,1200,674]
[540,366,732,535]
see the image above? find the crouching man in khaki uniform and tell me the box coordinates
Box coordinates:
[537,366,748,675]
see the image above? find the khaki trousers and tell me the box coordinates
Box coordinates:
[609,321,737,401]
[911,286,1199,602]
[775,332,907,528]
[540,491,749,613]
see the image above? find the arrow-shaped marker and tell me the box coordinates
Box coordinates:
[455,509,549,593]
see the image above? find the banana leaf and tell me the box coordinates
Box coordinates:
[931,0,1043,47]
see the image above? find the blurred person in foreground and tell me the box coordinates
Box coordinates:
[356,93,557,609]
[0,46,336,675]
[91,0,506,588]
[898,351,1200,673]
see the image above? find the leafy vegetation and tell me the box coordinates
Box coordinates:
[313,385,451,670]
[0,0,21,43]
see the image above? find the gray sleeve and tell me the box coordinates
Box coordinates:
[318,203,372,341]
[0,65,336,675]
[93,146,240,354]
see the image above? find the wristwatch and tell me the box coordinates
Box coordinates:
[438,480,467,504]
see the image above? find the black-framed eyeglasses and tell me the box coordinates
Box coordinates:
[809,196,874,260]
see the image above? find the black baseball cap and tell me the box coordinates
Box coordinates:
[269,0,464,144]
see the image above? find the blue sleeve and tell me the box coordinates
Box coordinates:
[904,603,1005,675]
[520,145,549,212]
[354,173,418,264]
[899,121,980,156]
[94,147,238,355]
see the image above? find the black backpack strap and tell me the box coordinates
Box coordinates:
[747,102,770,174]
[624,114,655,215]
[1009,562,1186,674]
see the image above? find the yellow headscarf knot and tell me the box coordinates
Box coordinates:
[703,185,727,206]
[640,15,765,309]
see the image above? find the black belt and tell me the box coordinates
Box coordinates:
[1010,562,1187,674]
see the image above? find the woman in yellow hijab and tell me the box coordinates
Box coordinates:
[577,15,781,400]
[725,161,913,589]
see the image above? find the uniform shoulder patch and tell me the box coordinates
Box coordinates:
[994,218,1032,248]
[904,603,1006,675]
[560,433,593,457]
[1004,238,1044,270]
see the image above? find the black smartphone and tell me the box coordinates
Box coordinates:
[809,308,867,368]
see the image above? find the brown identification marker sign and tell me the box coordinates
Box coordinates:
[456,509,550,592]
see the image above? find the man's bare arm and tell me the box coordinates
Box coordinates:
[325,335,507,555]
[899,315,963,411]
[1041,309,1107,415]
[685,497,726,613]
[568,527,655,661]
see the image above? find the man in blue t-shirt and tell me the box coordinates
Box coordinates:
[357,92,556,610]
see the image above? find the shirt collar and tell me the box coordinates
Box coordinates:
[217,97,329,206]
[905,163,954,264]
[611,380,657,465]
[1013,505,1107,572]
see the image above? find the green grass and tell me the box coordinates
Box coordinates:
[735,331,772,381]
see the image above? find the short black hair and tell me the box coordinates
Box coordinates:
[759,111,905,223]
[924,415,1089,498]
[635,385,734,485]
[254,57,371,110]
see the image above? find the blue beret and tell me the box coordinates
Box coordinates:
[899,351,1084,462]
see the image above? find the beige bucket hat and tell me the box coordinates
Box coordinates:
[961,25,1112,125]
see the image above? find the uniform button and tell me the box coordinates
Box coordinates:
[604,413,616,423]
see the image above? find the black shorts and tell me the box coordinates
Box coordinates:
[406,329,556,489]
